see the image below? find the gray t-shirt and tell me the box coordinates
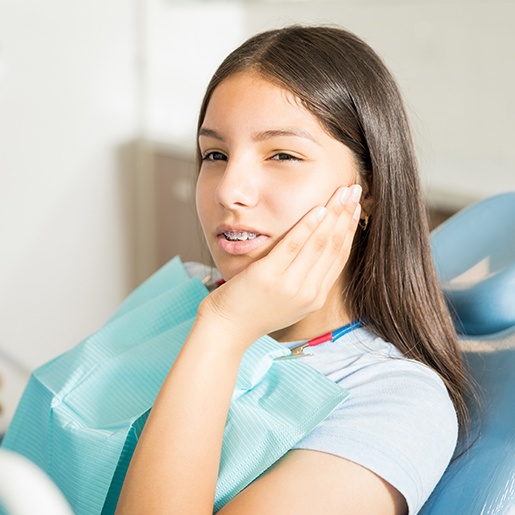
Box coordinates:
[288,326,458,514]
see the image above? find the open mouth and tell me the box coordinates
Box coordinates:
[222,231,260,241]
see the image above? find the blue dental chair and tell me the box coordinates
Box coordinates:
[420,192,515,514]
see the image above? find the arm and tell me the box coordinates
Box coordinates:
[115,185,361,514]
[219,449,407,515]
[115,318,251,514]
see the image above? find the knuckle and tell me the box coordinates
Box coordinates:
[286,239,302,254]
[282,282,300,300]
[299,286,320,306]
[260,276,275,293]
[330,233,345,253]
[312,296,325,312]
[312,234,328,253]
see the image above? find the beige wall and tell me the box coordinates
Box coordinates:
[243,1,515,209]
[0,0,140,430]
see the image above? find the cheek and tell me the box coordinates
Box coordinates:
[195,175,212,228]
[276,180,338,226]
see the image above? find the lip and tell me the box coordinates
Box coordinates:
[215,224,269,256]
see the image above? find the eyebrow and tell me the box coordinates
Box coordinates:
[198,127,319,145]
[198,128,224,140]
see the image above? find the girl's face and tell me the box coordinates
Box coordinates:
[196,71,359,281]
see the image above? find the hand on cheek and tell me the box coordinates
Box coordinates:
[198,184,362,345]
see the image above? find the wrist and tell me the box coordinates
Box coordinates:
[195,296,266,347]
[187,310,262,360]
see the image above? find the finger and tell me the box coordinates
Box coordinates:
[282,185,360,281]
[264,204,328,273]
[319,201,360,293]
[319,186,361,278]
[314,186,361,294]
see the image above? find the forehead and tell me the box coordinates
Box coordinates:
[202,71,321,132]
[211,70,301,105]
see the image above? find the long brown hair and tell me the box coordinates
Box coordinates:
[196,25,473,441]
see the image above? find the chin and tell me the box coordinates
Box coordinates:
[214,256,254,282]
[210,240,275,281]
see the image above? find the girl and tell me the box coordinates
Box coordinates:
[116,25,470,514]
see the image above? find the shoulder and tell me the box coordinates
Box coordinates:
[292,327,458,514]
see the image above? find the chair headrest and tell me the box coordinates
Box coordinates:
[431,192,515,336]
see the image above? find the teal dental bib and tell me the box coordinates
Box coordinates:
[2,257,349,514]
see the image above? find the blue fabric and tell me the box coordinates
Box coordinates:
[1,256,349,514]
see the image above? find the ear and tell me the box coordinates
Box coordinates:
[359,183,374,223]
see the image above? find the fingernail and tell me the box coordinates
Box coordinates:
[350,184,362,202]
[339,187,351,204]
[315,206,327,221]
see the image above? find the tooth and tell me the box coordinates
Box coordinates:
[223,230,260,241]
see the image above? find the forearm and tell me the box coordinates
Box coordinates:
[116,317,253,515]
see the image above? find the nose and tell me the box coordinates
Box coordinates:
[214,157,259,209]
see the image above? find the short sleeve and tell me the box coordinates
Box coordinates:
[292,356,458,514]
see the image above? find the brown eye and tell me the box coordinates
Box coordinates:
[271,153,300,161]
[202,151,227,161]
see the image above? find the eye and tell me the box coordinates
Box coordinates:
[270,153,301,162]
[202,151,227,162]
